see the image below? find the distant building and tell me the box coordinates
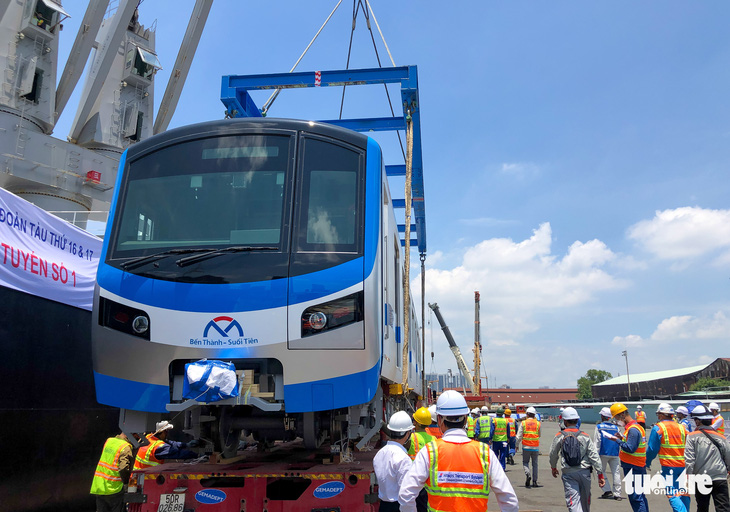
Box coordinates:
[426,372,467,393]
[592,357,730,399]
[485,388,578,404]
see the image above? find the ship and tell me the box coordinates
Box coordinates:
[0,1,211,509]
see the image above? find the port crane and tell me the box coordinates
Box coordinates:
[428,302,479,394]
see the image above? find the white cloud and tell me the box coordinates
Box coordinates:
[611,311,730,348]
[414,223,629,385]
[628,207,730,260]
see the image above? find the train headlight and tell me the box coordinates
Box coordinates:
[132,315,149,334]
[301,291,364,337]
[308,312,327,330]
[99,297,151,340]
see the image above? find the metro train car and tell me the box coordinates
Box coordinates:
[91,118,423,452]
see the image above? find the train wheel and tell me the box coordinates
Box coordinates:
[302,412,326,449]
[215,406,242,459]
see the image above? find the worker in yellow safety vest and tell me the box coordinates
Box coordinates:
[467,407,479,439]
[90,432,134,512]
[474,405,493,445]
[134,421,199,470]
[492,408,512,471]
[398,390,519,512]
[709,402,726,438]
[408,407,436,460]
[505,408,517,466]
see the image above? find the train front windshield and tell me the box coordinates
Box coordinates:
[107,132,364,283]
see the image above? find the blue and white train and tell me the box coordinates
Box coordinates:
[91,118,423,452]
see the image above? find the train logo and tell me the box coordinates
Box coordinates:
[203,316,243,338]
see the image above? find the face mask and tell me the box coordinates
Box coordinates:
[616,420,625,427]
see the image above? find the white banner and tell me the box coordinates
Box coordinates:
[0,188,102,310]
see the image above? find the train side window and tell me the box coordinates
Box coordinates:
[295,137,363,253]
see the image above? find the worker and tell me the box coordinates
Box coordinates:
[474,405,492,445]
[646,403,689,512]
[133,421,199,470]
[505,408,517,465]
[492,407,512,470]
[594,407,622,501]
[408,407,435,460]
[374,411,415,511]
[466,407,479,439]
[398,390,519,512]
[559,407,566,430]
[608,402,649,512]
[90,431,134,512]
[548,407,605,512]
[424,405,442,439]
[516,406,541,488]
[709,402,726,438]
[685,404,730,512]
[635,405,647,430]
[676,406,694,433]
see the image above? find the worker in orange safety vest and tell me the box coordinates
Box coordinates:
[133,421,199,470]
[645,402,689,512]
[635,405,647,430]
[505,408,517,465]
[398,390,519,512]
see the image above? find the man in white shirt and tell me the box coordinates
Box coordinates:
[374,410,415,511]
[398,390,519,512]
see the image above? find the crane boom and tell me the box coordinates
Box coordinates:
[428,303,477,394]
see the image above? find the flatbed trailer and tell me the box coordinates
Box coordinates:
[126,441,380,512]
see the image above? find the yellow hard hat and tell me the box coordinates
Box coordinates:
[413,407,432,426]
[610,403,628,417]
[504,408,511,415]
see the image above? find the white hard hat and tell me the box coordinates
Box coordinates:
[657,403,674,415]
[561,407,580,421]
[692,405,714,420]
[387,411,415,433]
[709,402,720,411]
[428,405,437,423]
[636,405,642,410]
[526,406,537,415]
[155,420,174,433]
[676,406,689,416]
[471,408,480,415]
[436,390,470,418]
[481,406,489,413]
[559,407,565,412]
[599,407,612,418]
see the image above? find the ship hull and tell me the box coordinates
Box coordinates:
[0,284,117,511]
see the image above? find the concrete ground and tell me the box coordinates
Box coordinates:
[488,420,678,511]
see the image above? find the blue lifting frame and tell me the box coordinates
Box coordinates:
[220,66,426,255]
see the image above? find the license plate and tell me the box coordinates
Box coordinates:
[157,493,185,512]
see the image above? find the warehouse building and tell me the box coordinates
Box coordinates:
[592,357,730,399]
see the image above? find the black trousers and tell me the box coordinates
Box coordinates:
[695,478,730,512]
[95,492,125,512]
[379,499,401,511]
[416,488,428,512]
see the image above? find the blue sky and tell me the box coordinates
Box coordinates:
[56,1,730,389]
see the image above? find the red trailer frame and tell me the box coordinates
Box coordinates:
[126,448,380,512]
